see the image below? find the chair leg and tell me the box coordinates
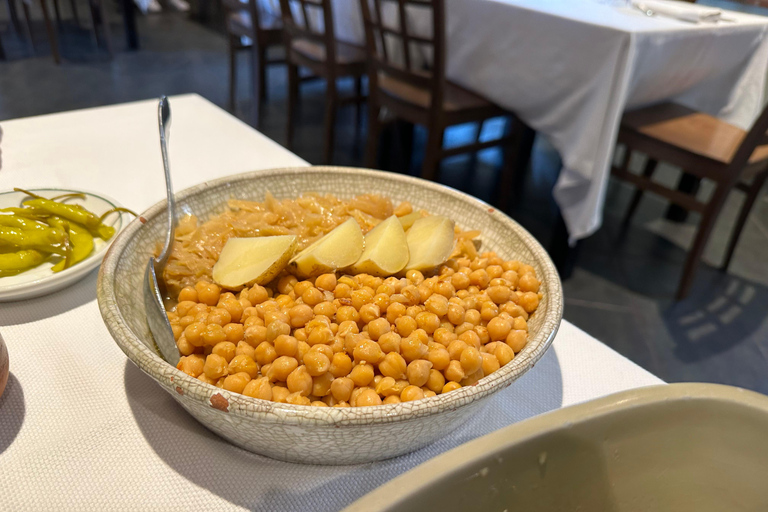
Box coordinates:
[21,1,35,50]
[7,0,23,35]
[323,78,338,164]
[676,186,730,300]
[52,0,62,27]
[721,171,768,272]
[0,36,5,60]
[364,101,382,169]
[258,45,267,102]
[622,156,658,225]
[87,0,99,47]
[227,34,237,113]
[495,117,525,211]
[249,44,261,128]
[421,122,445,181]
[39,0,61,64]
[286,63,299,151]
[69,0,80,26]
[96,0,114,57]
[354,75,363,133]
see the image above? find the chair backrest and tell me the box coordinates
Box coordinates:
[221,0,280,41]
[279,0,337,64]
[359,0,445,112]
[729,102,768,177]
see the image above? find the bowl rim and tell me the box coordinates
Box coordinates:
[98,166,563,426]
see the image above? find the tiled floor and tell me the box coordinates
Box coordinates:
[1,1,766,392]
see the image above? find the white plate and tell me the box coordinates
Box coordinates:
[0,188,126,302]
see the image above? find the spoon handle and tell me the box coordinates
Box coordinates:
[156,95,177,268]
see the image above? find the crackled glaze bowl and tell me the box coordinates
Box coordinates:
[97,167,563,465]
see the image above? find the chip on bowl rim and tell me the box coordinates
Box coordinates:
[98,167,563,426]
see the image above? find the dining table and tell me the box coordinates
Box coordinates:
[271,0,768,243]
[0,94,663,511]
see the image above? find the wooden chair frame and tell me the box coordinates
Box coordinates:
[279,0,366,163]
[613,104,768,299]
[360,0,522,195]
[222,0,284,127]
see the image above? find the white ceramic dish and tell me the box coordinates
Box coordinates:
[0,188,125,302]
[97,167,563,465]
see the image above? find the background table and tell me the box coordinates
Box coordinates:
[0,95,662,511]
[291,0,768,242]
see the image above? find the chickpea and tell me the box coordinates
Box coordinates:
[274,334,299,358]
[197,373,217,385]
[426,369,445,393]
[378,331,401,354]
[275,275,296,295]
[287,366,313,396]
[353,340,384,365]
[359,303,381,324]
[336,305,360,324]
[223,323,245,343]
[286,392,311,406]
[337,320,359,338]
[184,322,206,347]
[177,316,194,330]
[333,282,352,299]
[519,292,539,314]
[406,360,433,387]
[304,351,331,376]
[270,386,290,403]
[433,327,457,347]
[326,351,352,378]
[312,372,334,397]
[177,354,205,377]
[355,389,383,407]
[178,287,198,303]
[206,308,231,327]
[487,317,512,341]
[349,363,375,387]
[315,273,337,292]
[235,341,256,360]
[415,312,440,334]
[427,346,450,371]
[475,325,490,345]
[442,381,461,394]
[310,401,328,407]
[315,301,338,319]
[307,326,333,347]
[493,342,515,366]
[240,377,271,400]
[506,330,528,353]
[372,293,390,312]
[464,309,481,326]
[268,356,299,382]
[212,341,237,363]
[382,395,401,404]
[451,272,471,291]
[176,336,195,356]
[203,354,229,379]
[351,289,374,311]
[461,368,484,387]
[254,341,277,366]
[447,339,469,361]
[202,324,227,346]
[481,352,501,376]
[374,376,398,396]
[286,304,312,328]
[487,286,511,305]
[228,354,260,378]
[195,281,221,306]
[480,303,499,323]
[406,269,424,285]
[401,385,425,402]
[444,360,465,382]
[331,377,354,402]
[445,302,465,326]
[301,287,324,307]
[379,352,407,379]
[223,372,251,393]
[296,341,311,365]
[395,315,418,337]
[365,317,389,341]
[386,302,407,324]
[433,281,455,299]
[310,343,333,359]
[460,347,483,375]
[400,336,428,362]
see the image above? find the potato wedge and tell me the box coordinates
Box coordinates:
[212,235,297,290]
[289,218,364,278]
[350,215,409,276]
[405,215,455,271]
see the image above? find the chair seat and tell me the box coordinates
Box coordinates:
[622,102,768,166]
[378,73,497,113]
[226,11,282,38]
[290,39,366,65]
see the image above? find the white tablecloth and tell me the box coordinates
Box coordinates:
[0,95,662,511]
[290,0,768,242]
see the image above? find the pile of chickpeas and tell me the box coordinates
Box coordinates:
[168,251,542,408]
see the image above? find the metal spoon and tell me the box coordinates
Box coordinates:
[143,96,180,365]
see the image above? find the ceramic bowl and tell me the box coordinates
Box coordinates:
[97,167,563,465]
[343,383,768,511]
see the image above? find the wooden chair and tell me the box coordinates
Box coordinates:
[279,0,367,163]
[360,0,522,193]
[613,102,768,300]
[223,0,284,127]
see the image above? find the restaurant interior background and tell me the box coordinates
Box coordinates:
[1,0,767,395]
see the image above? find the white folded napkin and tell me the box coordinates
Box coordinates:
[633,0,722,23]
